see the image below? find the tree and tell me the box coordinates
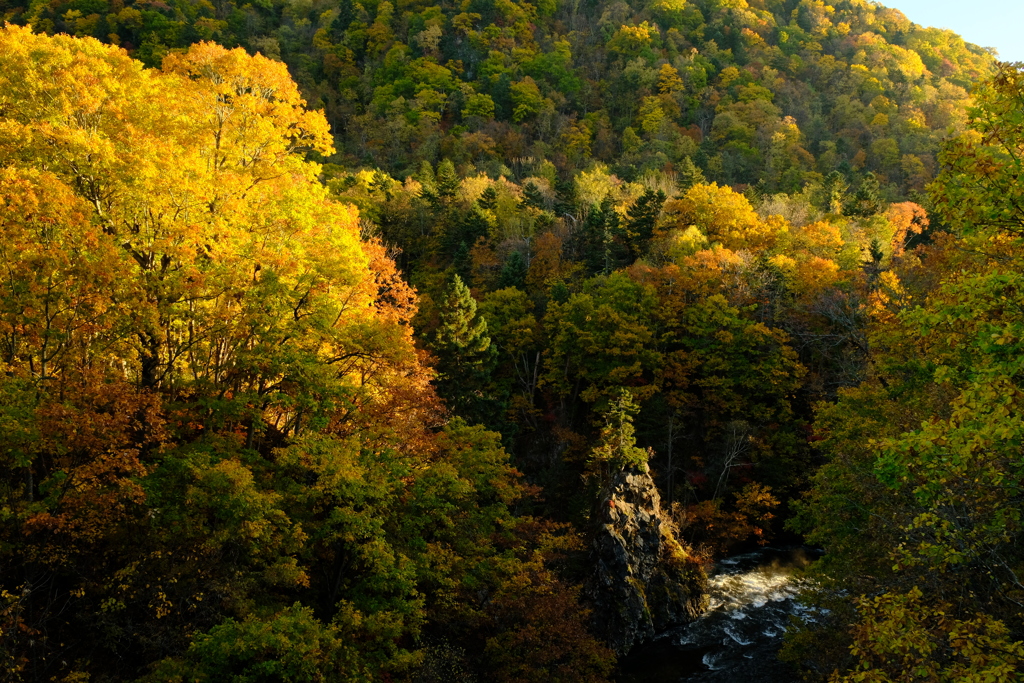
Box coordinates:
[431,274,497,422]
[818,170,849,214]
[587,390,648,480]
[498,251,529,290]
[543,272,661,410]
[523,181,546,210]
[510,77,546,122]
[677,157,707,192]
[843,172,883,217]
[623,188,666,259]
[660,183,782,251]
[789,63,1024,681]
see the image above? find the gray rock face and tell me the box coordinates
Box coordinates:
[586,464,708,655]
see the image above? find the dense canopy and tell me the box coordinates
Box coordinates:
[0,0,1022,679]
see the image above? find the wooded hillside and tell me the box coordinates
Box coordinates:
[0,0,1021,680]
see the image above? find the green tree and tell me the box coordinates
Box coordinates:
[623,188,666,259]
[523,181,545,209]
[677,156,707,192]
[498,251,528,290]
[431,274,497,422]
[543,272,661,410]
[587,390,649,481]
[843,172,883,217]
[818,170,849,214]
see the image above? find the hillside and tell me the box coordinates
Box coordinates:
[4,0,993,189]
[2,1,1023,681]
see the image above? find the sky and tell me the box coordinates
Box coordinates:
[882,0,1024,63]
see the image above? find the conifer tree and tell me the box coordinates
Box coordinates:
[478,185,498,211]
[432,274,497,422]
[523,181,545,209]
[678,156,706,192]
[498,251,528,290]
[819,170,849,214]
[624,188,665,259]
[588,390,648,483]
[453,241,473,284]
[330,0,354,39]
[582,195,624,275]
[843,172,882,217]
[445,208,489,260]
[435,159,460,199]
[417,159,437,191]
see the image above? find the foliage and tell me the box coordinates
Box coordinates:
[0,29,609,683]
[0,0,1017,677]
[789,63,1024,681]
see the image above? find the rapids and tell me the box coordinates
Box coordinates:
[617,546,823,682]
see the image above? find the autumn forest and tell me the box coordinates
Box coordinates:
[0,0,1022,679]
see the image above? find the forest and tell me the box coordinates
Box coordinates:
[0,0,1021,679]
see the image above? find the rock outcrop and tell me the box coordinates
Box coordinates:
[586,464,708,655]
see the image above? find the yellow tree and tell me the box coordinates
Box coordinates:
[659,182,785,251]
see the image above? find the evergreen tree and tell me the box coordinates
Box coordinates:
[600,195,631,272]
[436,159,460,199]
[588,390,648,482]
[751,252,791,324]
[624,189,665,259]
[819,170,849,214]
[581,198,618,275]
[445,207,490,258]
[843,172,882,217]
[743,180,766,207]
[330,0,354,39]
[369,169,395,201]
[453,241,473,284]
[432,274,497,422]
[692,148,713,184]
[498,251,528,290]
[417,159,437,190]
[478,185,498,211]
[677,156,706,193]
[523,181,545,209]
[552,176,575,217]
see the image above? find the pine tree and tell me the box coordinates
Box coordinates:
[436,159,461,199]
[369,169,395,201]
[453,241,473,284]
[417,158,436,189]
[432,274,497,422]
[819,170,849,214]
[582,199,612,275]
[330,0,354,39]
[677,156,706,193]
[445,207,490,259]
[478,185,498,211]
[523,181,545,210]
[624,189,665,259]
[588,390,649,482]
[498,251,528,290]
[844,172,882,217]
[552,176,575,217]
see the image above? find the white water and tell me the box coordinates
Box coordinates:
[705,552,807,613]
[672,547,822,681]
[619,546,823,682]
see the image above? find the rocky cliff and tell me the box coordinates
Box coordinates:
[586,464,708,655]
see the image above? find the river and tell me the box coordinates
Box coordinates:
[617,546,823,682]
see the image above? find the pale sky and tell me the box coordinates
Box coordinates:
[882,0,1024,63]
